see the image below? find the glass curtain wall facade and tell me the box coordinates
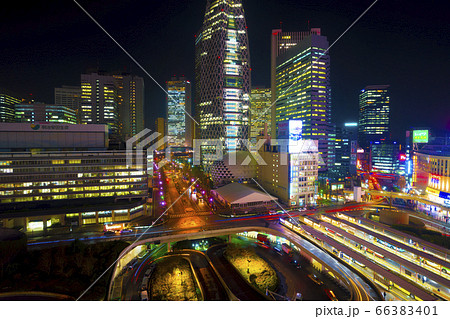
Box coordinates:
[195,0,251,168]
[167,77,192,147]
[270,28,321,137]
[358,85,390,150]
[275,34,332,172]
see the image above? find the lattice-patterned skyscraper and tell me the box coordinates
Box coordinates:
[195,0,251,168]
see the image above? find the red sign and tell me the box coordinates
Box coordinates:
[399,154,406,161]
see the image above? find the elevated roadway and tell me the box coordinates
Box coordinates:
[110,221,381,301]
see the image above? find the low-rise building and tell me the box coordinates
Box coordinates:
[413,146,450,216]
[257,141,318,207]
[0,123,151,231]
[15,103,77,124]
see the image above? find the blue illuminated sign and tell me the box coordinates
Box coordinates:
[439,191,450,200]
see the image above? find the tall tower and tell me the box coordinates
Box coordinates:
[195,0,251,168]
[113,73,145,140]
[275,33,332,172]
[358,85,390,150]
[80,72,119,135]
[250,86,271,142]
[166,77,192,147]
[270,28,321,137]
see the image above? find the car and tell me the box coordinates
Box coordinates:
[120,228,133,234]
[273,246,283,256]
[268,210,277,215]
[103,230,115,235]
[308,274,323,285]
[144,269,152,277]
[325,289,338,301]
[140,290,148,301]
[185,208,195,214]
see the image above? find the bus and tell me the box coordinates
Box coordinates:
[257,233,270,245]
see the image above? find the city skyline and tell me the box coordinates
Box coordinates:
[2,0,450,307]
[0,0,448,141]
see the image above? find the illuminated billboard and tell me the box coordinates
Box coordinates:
[413,130,429,143]
[277,120,303,153]
[289,120,303,153]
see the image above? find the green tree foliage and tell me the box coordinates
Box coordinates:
[149,256,201,301]
[224,244,278,292]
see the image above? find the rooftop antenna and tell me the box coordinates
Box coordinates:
[308,20,310,30]
[279,21,282,29]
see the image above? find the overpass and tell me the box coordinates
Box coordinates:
[359,189,450,213]
[109,222,381,301]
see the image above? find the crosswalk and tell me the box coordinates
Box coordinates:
[169,211,212,218]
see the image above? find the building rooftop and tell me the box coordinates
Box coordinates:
[212,182,277,205]
[417,145,450,157]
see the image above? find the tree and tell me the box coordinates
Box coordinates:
[36,250,52,276]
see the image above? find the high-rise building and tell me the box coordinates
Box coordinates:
[270,28,321,136]
[113,73,145,140]
[370,140,400,174]
[275,32,332,172]
[330,122,358,181]
[250,87,271,142]
[54,85,82,123]
[195,0,251,167]
[166,77,192,147]
[0,90,21,122]
[358,85,390,150]
[14,103,77,124]
[80,72,119,135]
[155,117,166,151]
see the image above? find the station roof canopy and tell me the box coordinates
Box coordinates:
[212,182,278,205]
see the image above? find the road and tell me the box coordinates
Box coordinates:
[233,235,350,301]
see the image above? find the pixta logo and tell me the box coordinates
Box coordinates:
[126,129,171,169]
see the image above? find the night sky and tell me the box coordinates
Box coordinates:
[0,0,449,140]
